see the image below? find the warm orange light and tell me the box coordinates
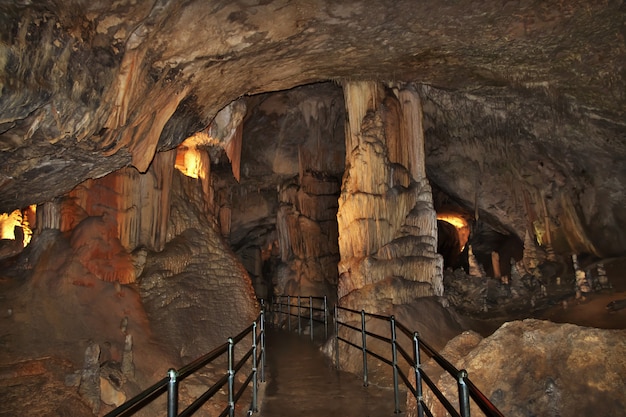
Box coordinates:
[0,205,36,247]
[175,132,217,179]
[437,213,469,252]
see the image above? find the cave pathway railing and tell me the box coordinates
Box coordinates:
[272,294,329,340]
[272,294,505,417]
[334,304,506,417]
[104,306,266,417]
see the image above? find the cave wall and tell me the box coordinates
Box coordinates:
[419,84,626,259]
[228,83,346,301]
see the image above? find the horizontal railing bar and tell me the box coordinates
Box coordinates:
[337,336,362,351]
[273,304,326,313]
[423,402,436,417]
[365,348,393,367]
[398,368,417,397]
[466,379,506,417]
[337,305,390,321]
[395,321,414,339]
[232,324,254,345]
[218,404,229,417]
[234,348,254,374]
[103,376,168,417]
[178,343,228,379]
[421,371,461,417]
[396,344,413,366]
[274,295,327,301]
[105,311,265,417]
[337,321,361,333]
[363,329,391,344]
[178,373,229,417]
[234,371,255,403]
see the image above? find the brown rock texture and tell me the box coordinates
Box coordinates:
[338,82,442,312]
[406,320,626,417]
[1,1,624,267]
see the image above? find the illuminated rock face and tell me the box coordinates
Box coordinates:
[337,82,443,312]
[406,320,626,417]
[140,170,259,359]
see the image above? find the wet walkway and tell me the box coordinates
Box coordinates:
[258,329,403,417]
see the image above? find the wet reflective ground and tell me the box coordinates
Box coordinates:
[258,329,404,417]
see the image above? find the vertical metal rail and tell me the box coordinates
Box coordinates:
[227,338,235,417]
[288,295,292,331]
[390,316,401,414]
[361,310,369,387]
[251,322,258,413]
[413,332,425,417]
[297,295,302,334]
[458,370,471,417]
[167,369,178,417]
[309,296,314,340]
[260,308,266,383]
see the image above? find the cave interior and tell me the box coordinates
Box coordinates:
[0,1,625,416]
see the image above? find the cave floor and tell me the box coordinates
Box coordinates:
[258,329,403,417]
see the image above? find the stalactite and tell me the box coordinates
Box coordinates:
[397,87,426,181]
[38,199,61,230]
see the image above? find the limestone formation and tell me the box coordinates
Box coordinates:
[78,341,101,415]
[139,170,259,359]
[0,2,625,416]
[337,82,442,312]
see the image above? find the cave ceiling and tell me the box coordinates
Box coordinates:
[0,0,625,254]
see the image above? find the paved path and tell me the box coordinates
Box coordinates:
[258,329,403,417]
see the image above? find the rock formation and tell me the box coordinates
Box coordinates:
[405,320,626,417]
[0,1,625,415]
[337,82,442,313]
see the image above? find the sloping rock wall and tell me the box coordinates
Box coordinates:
[405,320,626,417]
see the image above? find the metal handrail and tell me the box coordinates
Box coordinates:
[104,306,266,417]
[272,295,329,340]
[334,304,505,417]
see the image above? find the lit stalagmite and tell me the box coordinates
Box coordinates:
[337,82,443,312]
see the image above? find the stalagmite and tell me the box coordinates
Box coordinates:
[337,82,442,312]
[78,342,101,415]
[572,254,591,298]
[468,245,485,278]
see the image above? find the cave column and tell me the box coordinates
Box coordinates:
[337,82,442,312]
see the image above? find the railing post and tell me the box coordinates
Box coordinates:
[390,316,401,414]
[413,332,425,417]
[228,337,235,417]
[323,295,328,339]
[260,309,266,383]
[309,296,314,340]
[287,295,291,331]
[252,321,258,412]
[167,368,178,417]
[361,310,368,387]
[457,369,471,417]
[334,304,339,369]
[297,295,302,334]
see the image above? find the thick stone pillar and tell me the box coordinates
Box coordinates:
[337,82,442,313]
